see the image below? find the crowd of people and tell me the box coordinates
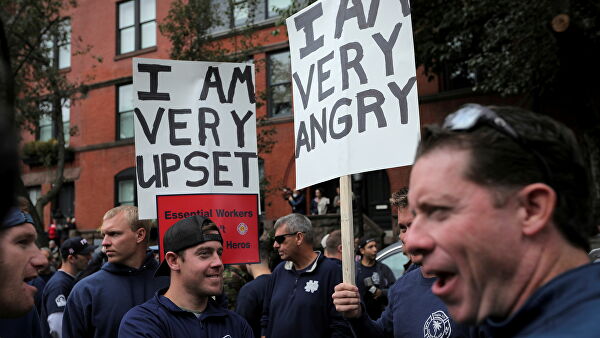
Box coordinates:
[1,104,600,337]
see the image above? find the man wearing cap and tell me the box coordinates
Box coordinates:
[40,237,94,338]
[119,215,253,337]
[261,213,352,338]
[355,237,395,320]
[62,206,169,338]
[0,207,46,337]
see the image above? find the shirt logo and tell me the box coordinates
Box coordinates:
[304,280,319,293]
[424,310,452,338]
[55,294,67,307]
[371,272,380,285]
[237,223,248,235]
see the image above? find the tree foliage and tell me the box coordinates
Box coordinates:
[1,0,97,233]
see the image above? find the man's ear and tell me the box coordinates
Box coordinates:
[135,227,147,244]
[296,232,304,246]
[165,251,180,272]
[517,183,556,236]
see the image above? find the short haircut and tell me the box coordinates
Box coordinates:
[417,105,593,250]
[103,206,153,244]
[274,213,315,245]
[325,230,342,255]
[390,187,409,208]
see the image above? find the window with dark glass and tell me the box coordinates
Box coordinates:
[52,182,74,221]
[118,0,156,54]
[115,167,137,206]
[268,50,292,117]
[117,83,134,139]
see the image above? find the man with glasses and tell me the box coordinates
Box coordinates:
[335,104,600,337]
[261,213,352,337]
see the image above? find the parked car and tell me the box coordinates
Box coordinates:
[376,241,410,279]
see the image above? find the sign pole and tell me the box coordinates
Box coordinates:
[339,175,355,285]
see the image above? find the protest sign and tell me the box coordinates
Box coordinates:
[133,58,260,220]
[286,0,420,189]
[156,194,259,264]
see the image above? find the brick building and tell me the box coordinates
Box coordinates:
[20,0,510,238]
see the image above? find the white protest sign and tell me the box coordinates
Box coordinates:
[133,58,259,219]
[287,0,420,189]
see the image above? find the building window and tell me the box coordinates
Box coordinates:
[213,0,293,31]
[118,0,156,54]
[117,83,134,139]
[232,0,250,27]
[268,50,292,117]
[266,0,292,18]
[38,100,70,144]
[52,182,74,222]
[115,167,137,206]
[43,19,71,69]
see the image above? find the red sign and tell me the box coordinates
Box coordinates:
[156,194,259,265]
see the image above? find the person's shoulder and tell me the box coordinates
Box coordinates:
[124,297,161,320]
[320,256,343,270]
[222,308,253,328]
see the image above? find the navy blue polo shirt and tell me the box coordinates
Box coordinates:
[261,252,353,337]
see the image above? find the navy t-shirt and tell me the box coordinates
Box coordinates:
[236,274,270,338]
[350,267,473,338]
[40,270,75,337]
[355,261,396,320]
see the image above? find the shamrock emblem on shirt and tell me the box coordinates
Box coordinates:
[304,280,319,293]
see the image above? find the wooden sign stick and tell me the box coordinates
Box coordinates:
[339,175,355,285]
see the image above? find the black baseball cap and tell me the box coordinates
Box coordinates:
[60,236,96,258]
[155,215,223,277]
[358,237,377,249]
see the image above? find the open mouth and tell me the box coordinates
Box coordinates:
[432,271,458,298]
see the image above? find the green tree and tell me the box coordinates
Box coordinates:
[280,0,600,222]
[1,0,97,236]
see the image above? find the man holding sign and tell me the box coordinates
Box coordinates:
[119,215,253,337]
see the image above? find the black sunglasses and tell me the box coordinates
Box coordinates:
[442,104,551,182]
[274,232,303,244]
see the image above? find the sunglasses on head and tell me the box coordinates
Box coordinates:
[274,232,304,244]
[442,103,551,182]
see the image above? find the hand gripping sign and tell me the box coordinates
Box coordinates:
[133,58,260,264]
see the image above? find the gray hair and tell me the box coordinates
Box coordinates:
[274,213,314,245]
